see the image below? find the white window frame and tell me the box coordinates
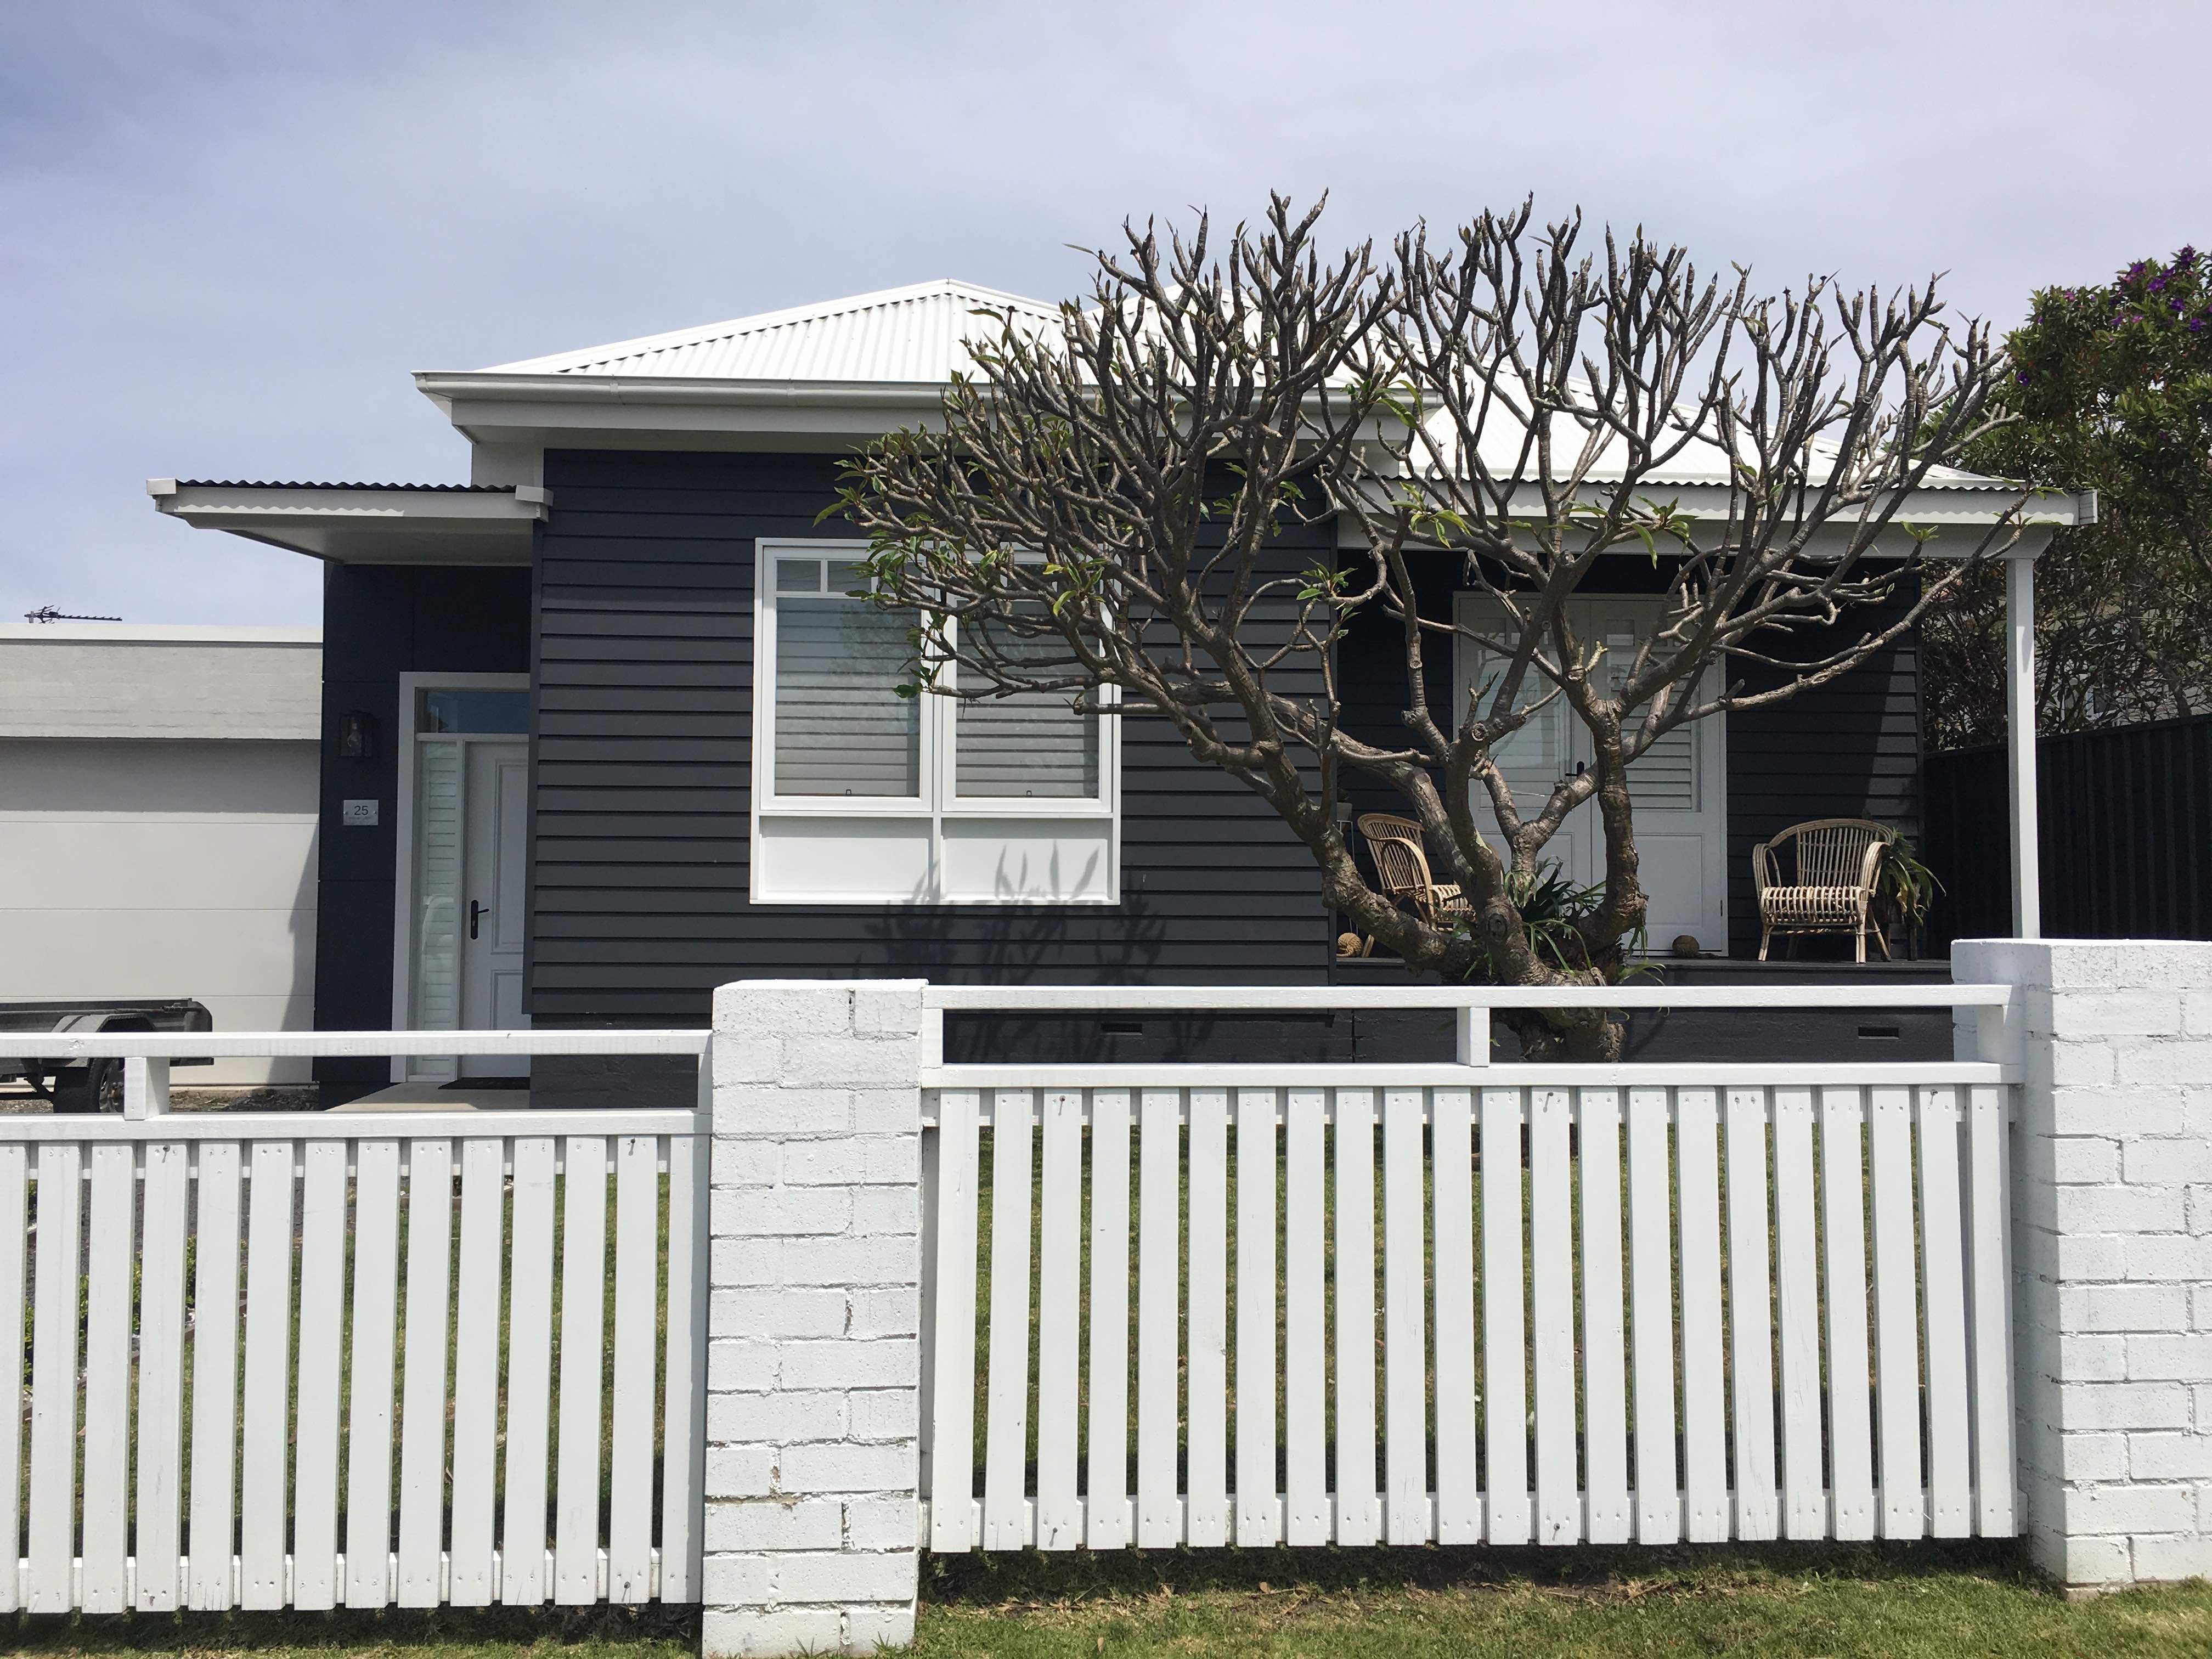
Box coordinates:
[751,538,1121,904]
[388,670,531,1080]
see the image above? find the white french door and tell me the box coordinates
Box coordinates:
[1454,595,1729,955]
[458,740,529,1076]
[397,676,532,1082]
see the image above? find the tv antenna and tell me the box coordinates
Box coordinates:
[23,607,123,624]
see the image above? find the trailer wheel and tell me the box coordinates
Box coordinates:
[54,1058,122,1114]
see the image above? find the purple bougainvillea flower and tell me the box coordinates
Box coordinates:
[2150,276,2168,292]
[2179,246,2199,268]
[2017,369,2032,383]
[2193,318,2207,334]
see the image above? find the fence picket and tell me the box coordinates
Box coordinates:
[1577,1088,1630,1545]
[240,1141,299,1609]
[1084,1092,1132,1557]
[502,1136,558,1604]
[1235,1089,1280,1547]
[1868,1087,1925,1538]
[660,1130,710,1598]
[1035,1090,1084,1550]
[608,1133,662,1598]
[1916,1088,1973,1538]
[1965,1085,2016,1537]
[1627,1088,1678,1543]
[190,1142,246,1610]
[1530,1088,1578,1545]
[80,1143,136,1612]
[449,1138,507,1605]
[926,1091,980,1553]
[1481,1087,1530,1545]
[291,1140,348,1610]
[1084,1089,1132,1550]
[1136,1088,1183,1547]
[1677,1088,1728,1543]
[1820,1090,1876,1539]
[1283,1088,1329,1547]
[397,1139,455,1606]
[1335,1088,1380,1545]
[555,1136,610,1602]
[346,1139,400,1609]
[1381,1088,1429,1545]
[983,1091,1036,1550]
[27,1142,84,1613]
[1725,1090,1778,1542]
[132,1142,189,1612]
[0,1147,24,1615]
[1187,1088,1231,1547]
[1771,1089,1825,1539]
[1431,1088,1480,1544]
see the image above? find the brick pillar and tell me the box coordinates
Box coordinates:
[1957,939,2212,1587]
[701,980,927,1656]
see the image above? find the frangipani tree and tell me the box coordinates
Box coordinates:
[837,197,2025,1057]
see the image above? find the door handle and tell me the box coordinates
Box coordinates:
[469,900,488,940]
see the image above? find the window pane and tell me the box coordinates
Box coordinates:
[775,558,822,594]
[417,688,528,735]
[774,597,921,797]
[955,624,1099,799]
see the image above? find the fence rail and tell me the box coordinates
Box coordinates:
[0,1031,709,1614]
[917,983,2018,1553]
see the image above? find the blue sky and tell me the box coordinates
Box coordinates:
[4,0,2206,625]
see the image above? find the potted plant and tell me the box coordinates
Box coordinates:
[1872,836,1944,960]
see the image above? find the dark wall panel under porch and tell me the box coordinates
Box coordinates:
[528,450,1335,1026]
[314,562,532,1094]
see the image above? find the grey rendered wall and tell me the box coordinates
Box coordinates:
[0,737,318,1084]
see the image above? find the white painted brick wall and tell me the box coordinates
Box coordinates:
[1959,938,2212,1587]
[701,980,926,1657]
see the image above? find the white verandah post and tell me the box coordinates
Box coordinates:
[2005,551,2041,938]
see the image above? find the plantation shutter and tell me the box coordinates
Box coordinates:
[771,558,922,798]
[1600,627,1700,812]
[1462,600,1570,821]
[953,620,1100,799]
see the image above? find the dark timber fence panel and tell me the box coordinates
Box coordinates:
[1925,713,2212,947]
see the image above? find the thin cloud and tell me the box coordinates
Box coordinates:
[2,0,2203,623]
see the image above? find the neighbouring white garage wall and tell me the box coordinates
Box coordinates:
[0,626,321,1086]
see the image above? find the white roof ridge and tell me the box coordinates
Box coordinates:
[478,278,1060,376]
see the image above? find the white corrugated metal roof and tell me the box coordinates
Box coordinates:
[1437,400,2012,492]
[482,279,1063,381]
[462,281,2050,505]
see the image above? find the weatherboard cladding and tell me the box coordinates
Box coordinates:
[527,450,1333,1022]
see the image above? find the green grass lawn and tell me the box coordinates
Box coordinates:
[5,1545,2212,1657]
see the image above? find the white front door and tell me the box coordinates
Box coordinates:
[1455,595,1729,955]
[459,740,529,1075]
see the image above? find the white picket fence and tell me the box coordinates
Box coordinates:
[917,984,2021,1550]
[0,1030,709,1613]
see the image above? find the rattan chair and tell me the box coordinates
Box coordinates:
[1752,817,1897,962]
[1357,812,1475,930]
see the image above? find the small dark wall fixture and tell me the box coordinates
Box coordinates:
[337,710,379,760]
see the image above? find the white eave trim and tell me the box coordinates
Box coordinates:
[149,481,548,565]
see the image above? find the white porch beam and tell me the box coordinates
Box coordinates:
[2005,554,2041,938]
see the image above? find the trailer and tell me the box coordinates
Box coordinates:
[0,998,215,1111]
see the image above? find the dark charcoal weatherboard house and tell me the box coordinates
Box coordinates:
[151,281,2086,1101]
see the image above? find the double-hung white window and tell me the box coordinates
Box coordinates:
[751,539,1119,903]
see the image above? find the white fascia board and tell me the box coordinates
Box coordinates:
[415,370,954,450]
[151,482,547,565]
